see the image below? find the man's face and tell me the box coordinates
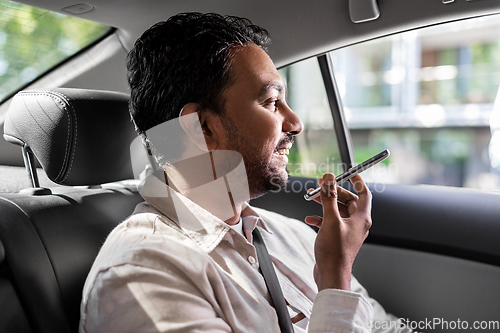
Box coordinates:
[216,43,303,198]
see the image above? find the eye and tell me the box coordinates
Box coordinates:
[262,98,280,111]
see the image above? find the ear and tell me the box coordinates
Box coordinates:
[179,103,219,152]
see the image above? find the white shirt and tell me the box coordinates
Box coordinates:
[79,174,408,332]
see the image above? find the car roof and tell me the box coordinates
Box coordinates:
[14,0,500,68]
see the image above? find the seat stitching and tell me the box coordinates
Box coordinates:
[18,91,73,182]
[50,91,77,183]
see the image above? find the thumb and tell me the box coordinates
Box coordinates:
[305,215,323,227]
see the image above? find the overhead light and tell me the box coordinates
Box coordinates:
[349,0,380,24]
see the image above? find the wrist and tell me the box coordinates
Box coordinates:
[317,268,352,291]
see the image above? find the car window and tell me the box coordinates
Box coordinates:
[330,15,500,190]
[279,58,342,180]
[0,0,110,103]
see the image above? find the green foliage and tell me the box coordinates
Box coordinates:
[0,0,109,100]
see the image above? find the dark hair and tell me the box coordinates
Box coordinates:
[127,12,271,134]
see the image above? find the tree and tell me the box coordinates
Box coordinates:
[0,0,108,100]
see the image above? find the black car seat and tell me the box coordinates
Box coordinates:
[0,88,144,333]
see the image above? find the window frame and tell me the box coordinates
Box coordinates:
[317,54,355,171]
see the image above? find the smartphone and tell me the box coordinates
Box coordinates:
[304,149,390,201]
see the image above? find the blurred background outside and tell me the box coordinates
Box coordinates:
[282,15,500,191]
[0,0,109,102]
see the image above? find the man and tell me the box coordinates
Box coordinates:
[80,13,409,333]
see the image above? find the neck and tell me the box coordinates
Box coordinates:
[225,213,241,226]
[163,168,248,226]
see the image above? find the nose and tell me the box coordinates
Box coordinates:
[281,103,303,136]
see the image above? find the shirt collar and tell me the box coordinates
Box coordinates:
[138,172,271,253]
[241,203,272,233]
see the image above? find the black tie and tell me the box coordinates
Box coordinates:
[252,228,295,333]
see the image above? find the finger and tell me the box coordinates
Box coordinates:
[311,186,354,217]
[349,174,372,214]
[319,173,342,220]
[338,201,351,218]
[337,186,359,216]
[305,215,323,227]
[336,185,358,207]
[316,176,359,206]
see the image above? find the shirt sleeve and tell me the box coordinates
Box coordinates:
[307,289,373,333]
[80,264,233,333]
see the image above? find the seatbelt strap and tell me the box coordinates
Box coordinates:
[252,227,295,333]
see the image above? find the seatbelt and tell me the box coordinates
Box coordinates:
[252,228,295,333]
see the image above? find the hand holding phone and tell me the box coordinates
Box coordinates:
[304,149,390,201]
[305,172,373,291]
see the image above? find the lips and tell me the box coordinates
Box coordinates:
[273,134,293,156]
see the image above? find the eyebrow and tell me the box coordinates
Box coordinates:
[258,83,286,99]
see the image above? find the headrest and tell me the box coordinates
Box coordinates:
[3,88,137,186]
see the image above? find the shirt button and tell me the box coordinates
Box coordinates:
[230,229,236,236]
[248,256,256,264]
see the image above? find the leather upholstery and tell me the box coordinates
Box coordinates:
[3,88,136,186]
[0,188,143,333]
[0,88,144,332]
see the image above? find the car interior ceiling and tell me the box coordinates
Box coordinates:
[1,1,500,333]
[10,0,500,69]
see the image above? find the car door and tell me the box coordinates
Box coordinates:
[252,12,500,332]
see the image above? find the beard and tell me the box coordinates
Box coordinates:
[221,115,292,199]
